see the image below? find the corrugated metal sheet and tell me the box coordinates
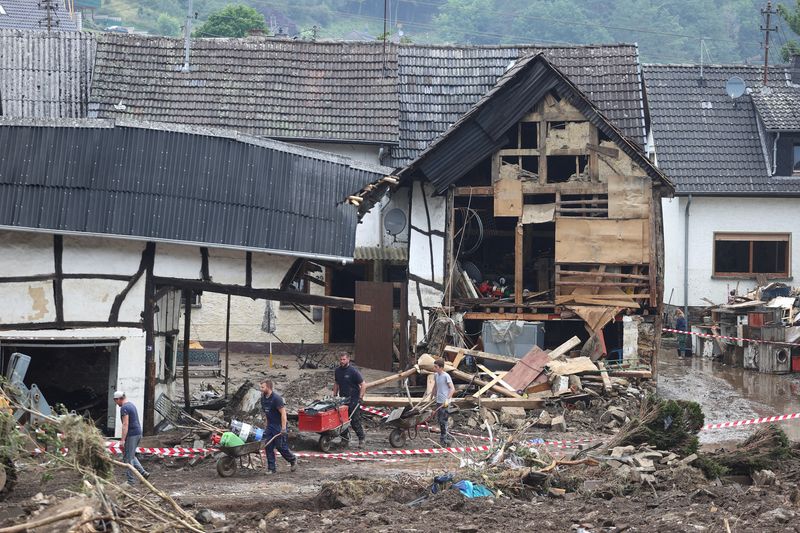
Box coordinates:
[353,246,408,261]
[0,119,393,260]
[404,54,670,193]
[0,29,95,118]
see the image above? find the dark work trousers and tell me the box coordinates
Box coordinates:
[123,434,147,484]
[265,426,295,472]
[436,404,452,445]
[342,399,365,441]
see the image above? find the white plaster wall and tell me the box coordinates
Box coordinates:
[186,286,325,344]
[356,189,412,248]
[250,252,294,289]
[118,276,146,323]
[153,243,203,280]
[408,181,447,284]
[0,231,54,276]
[62,278,129,322]
[207,248,247,286]
[663,196,800,307]
[62,236,144,275]
[294,141,383,166]
[0,327,146,438]
[0,280,56,323]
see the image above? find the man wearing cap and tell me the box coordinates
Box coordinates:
[113,391,149,484]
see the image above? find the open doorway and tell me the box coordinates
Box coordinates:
[0,340,119,435]
[327,264,366,343]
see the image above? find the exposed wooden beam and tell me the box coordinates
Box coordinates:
[463,312,559,321]
[152,276,368,311]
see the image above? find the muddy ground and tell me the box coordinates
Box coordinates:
[5,347,800,532]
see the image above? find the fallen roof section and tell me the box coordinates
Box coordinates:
[398,53,671,194]
[0,118,393,261]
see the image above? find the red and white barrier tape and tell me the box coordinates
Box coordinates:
[663,327,800,347]
[703,412,800,430]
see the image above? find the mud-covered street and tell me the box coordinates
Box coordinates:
[658,346,800,443]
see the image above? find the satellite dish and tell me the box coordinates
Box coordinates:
[726,76,746,99]
[383,208,407,236]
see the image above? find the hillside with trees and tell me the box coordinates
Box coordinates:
[87,0,795,64]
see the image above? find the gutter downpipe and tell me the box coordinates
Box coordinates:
[683,194,692,319]
[772,132,780,175]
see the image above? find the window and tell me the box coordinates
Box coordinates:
[279,279,309,308]
[180,291,202,308]
[793,145,800,175]
[0,5,6,15]
[713,233,790,278]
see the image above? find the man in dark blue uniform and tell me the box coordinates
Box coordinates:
[333,352,366,447]
[260,380,297,474]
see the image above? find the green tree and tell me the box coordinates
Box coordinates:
[193,4,268,38]
[155,13,181,36]
[779,1,800,60]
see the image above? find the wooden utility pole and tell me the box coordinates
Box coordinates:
[762,1,778,85]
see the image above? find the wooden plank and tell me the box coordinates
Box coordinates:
[494,164,523,216]
[362,396,546,409]
[546,356,598,376]
[556,269,649,281]
[548,336,582,359]
[450,369,521,398]
[503,345,550,391]
[451,348,466,370]
[557,280,648,288]
[522,183,608,195]
[554,218,650,264]
[555,295,640,308]
[476,364,516,393]
[607,174,651,219]
[364,367,418,390]
[472,370,506,397]
[463,312,555,320]
[515,220,523,305]
[597,361,613,393]
[443,345,531,366]
[585,143,619,158]
[454,186,494,196]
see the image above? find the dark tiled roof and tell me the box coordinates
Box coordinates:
[88,35,399,144]
[644,64,800,195]
[401,53,670,193]
[0,29,95,118]
[751,85,800,131]
[0,0,79,30]
[0,119,392,260]
[393,44,647,166]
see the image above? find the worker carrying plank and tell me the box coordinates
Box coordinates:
[333,352,367,448]
[432,359,456,446]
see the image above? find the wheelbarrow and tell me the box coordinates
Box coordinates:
[215,433,280,478]
[298,399,351,452]
[383,402,436,448]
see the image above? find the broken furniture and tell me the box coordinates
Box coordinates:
[176,348,222,377]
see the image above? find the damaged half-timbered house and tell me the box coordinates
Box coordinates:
[355,52,674,370]
[0,118,391,435]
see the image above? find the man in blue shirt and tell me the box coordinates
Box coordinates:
[260,380,297,474]
[333,353,366,447]
[675,308,691,357]
[113,391,150,485]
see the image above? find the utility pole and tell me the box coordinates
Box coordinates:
[761,1,778,85]
[38,0,58,32]
[181,0,193,72]
[382,0,388,77]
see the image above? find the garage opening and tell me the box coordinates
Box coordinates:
[0,340,119,436]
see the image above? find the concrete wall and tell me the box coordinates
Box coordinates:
[662,196,800,308]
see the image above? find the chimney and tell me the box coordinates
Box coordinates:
[792,54,800,85]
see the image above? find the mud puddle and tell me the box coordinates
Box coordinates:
[658,347,800,442]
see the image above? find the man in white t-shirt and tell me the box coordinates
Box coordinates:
[432,358,455,446]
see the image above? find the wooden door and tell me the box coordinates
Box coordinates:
[354,281,394,371]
